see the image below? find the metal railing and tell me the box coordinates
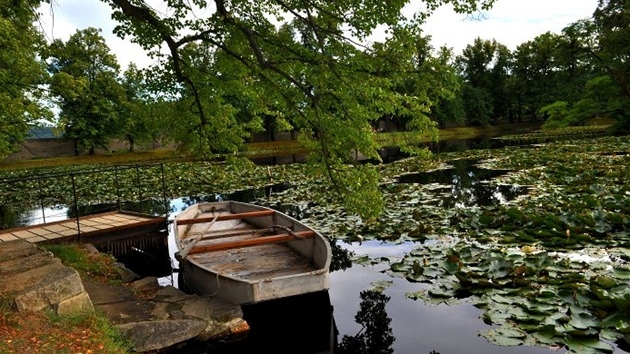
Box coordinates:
[0,163,169,232]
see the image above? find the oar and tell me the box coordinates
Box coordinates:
[179,213,220,259]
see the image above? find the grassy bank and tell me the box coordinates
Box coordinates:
[0,123,543,172]
[0,244,131,354]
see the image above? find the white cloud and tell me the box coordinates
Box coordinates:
[37,0,156,71]
[423,0,598,54]
[36,0,599,71]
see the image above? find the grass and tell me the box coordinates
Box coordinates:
[43,243,121,283]
[0,306,131,354]
[0,148,184,172]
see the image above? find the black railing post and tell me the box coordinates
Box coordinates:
[71,173,81,240]
[135,165,142,214]
[160,163,168,218]
[37,176,46,224]
[114,165,121,211]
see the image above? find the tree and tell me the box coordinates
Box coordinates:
[592,0,630,131]
[46,27,124,155]
[95,0,497,219]
[537,1,630,131]
[456,37,510,125]
[511,32,572,123]
[118,63,153,152]
[0,0,51,159]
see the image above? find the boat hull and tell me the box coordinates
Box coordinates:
[174,201,331,305]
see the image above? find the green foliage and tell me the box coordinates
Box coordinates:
[542,76,624,130]
[540,101,570,129]
[0,1,52,159]
[593,0,630,131]
[102,0,496,216]
[45,27,124,154]
[533,1,630,132]
[456,38,511,125]
[118,63,153,152]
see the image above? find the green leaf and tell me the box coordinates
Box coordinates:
[564,335,614,353]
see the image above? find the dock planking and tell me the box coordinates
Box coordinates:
[0,211,167,245]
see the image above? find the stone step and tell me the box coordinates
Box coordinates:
[0,239,249,352]
[0,240,94,315]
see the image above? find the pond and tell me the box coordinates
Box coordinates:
[2,133,629,353]
[157,158,556,353]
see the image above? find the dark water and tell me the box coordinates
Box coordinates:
[250,135,516,165]
[396,158,530,208]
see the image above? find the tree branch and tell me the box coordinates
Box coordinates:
[109,0,208,126]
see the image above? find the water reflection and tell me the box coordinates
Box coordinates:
[329,243,560,354]
[396,158,529,208]
[209,291,337,354]
[0,199,170,229]
[0,204,71,229]
[337,289,395,354]
[249,136,518,166]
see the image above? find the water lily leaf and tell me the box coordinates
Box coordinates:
[352,255,372,265]
[542,311,570,327]
[601,312,630,333]
[530,325,563,345]
[564,335,614,353]
[428,286,455,298]
[421,266,443,278]
[489,294,515,305]
[613,267,630,280]
[599,328,623,342]
[390,261,409,273]
[480,326,527,347]
[441,259,461,274]
[488,258,511,278]
[567,311,600,330]
[591,275,617,289]
[406,289,427,301]
[371,280,394,292]
[608,286,630,312]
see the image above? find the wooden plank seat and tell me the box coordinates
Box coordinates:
[188,230,315,255]
[176,210,275,225]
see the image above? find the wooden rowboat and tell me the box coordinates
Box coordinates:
[173,201,331,305]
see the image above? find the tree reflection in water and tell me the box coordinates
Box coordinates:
[336,289,394,354]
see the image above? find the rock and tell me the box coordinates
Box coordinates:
[13,263,86,313]
[131,276,160,293]
[115,262,140,282]
[0,242,53,275]
[152,285,195,302]
[0,240,42,263]
[56,291,94,316]
[80,243,101,255]
[0,240,94,316]
[116,319,208,352]
[149,285,248,341]
[0,240,250,352]
[181,296,243,323]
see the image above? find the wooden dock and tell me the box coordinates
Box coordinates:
[0,211,167,245]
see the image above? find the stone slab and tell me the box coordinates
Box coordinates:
[0,251,57,275]
[56,291,94,316]
[13,264,85,313]
[116,319,208,352]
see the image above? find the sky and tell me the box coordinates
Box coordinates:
[37,0,599,71]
